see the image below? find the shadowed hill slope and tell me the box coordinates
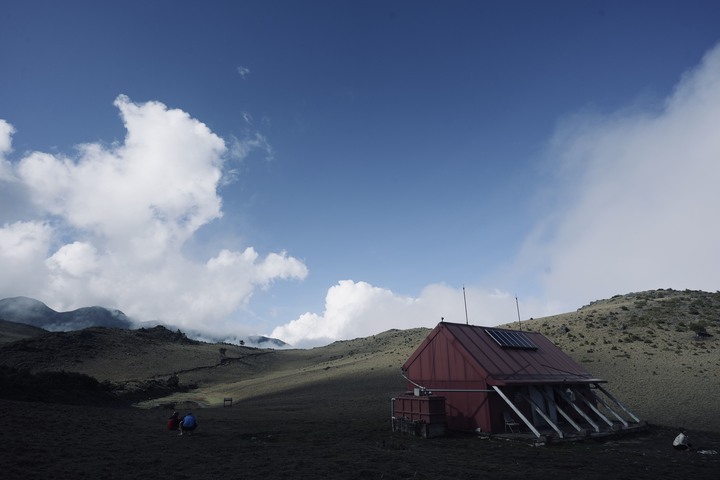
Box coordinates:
[0,319,47,345]
[0,289,717,432]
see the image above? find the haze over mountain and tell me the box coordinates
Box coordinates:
[0,296,286,348]
[0,296,132,331]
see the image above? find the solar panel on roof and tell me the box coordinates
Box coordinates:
[484,328,538,350]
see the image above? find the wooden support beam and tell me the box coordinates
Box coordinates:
[553,387,599,433]
[588,389,628,427]
[575,389,613,427]
[492,386,541,438]
[523,388,564,439]
[538,387,582,432]
[593,383,640,423]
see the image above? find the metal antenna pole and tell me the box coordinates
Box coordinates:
[463,285,469,325]
[515,295,522,331]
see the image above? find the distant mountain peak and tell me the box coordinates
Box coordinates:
[0,297,288,348]
[0,297,132,331]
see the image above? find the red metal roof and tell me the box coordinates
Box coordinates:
[403,322,604,386]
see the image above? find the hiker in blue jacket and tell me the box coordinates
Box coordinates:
[179,412,198,436]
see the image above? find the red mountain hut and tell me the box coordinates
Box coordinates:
[392,321,644,442]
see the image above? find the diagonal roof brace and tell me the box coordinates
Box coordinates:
[522,387,564,439]
[492,386,542,438]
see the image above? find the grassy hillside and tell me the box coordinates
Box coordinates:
[140,327,431,408]
[502,289,720,432]
[0,289,718,432]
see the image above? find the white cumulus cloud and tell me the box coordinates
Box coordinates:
[0,120,16,181]
[0,221,53,296]
[4,42,720,349]
[270,281,527,347]
[0,95,307,334]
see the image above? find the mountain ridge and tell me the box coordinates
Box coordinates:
[0,296,132,330]
[0,296,286,348]
[0,288,718,432]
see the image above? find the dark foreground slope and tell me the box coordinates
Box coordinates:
[1,290,720,478]
[2,388,719,480]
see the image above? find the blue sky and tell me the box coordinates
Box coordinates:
[2,1,720,346]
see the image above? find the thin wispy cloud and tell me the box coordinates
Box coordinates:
[229,132,274,163]
[237,66,250,79]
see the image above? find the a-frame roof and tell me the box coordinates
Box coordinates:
[403,322,604,385]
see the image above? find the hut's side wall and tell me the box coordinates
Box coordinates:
[403,327,492,432]
[442,390,492,432]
